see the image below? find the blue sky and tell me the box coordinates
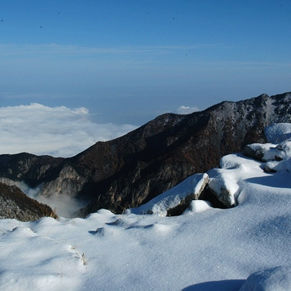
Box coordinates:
[0,0,290,124]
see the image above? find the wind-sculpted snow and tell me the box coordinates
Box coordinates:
[0,137,290,290]
[239,266,291,291]
[0,219,86,291]
[265,123,291,143]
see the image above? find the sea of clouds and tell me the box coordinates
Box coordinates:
[0,103,137,157]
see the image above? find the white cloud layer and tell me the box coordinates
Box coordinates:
[176,105,200,114]
[0,103,136,157]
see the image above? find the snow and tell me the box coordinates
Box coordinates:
[239,266,291,291]
[207,154,262,207]
[129,173,208,216]
[265,123,291,143]
[0,129,291,290]
[0,221,85,291]
[244,141,291,162]
[187,200,212,213]
[207,136,291,208]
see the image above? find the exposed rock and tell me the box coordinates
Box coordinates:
[130,173,209,216]
[243,139,291,173]
[207,170,239,208]
[0,153,64,186]
[243,143,283,162]
[0,92,290,216]
[199,185,228,209]
[0,183,57,221]
[40,165,87,199]
[167,174,209,216]
[243,144,265,161]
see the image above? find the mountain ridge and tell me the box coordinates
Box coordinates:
[0,92,290,217]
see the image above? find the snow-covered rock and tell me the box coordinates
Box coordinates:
[207,168,239,207]
[243,123,291,163]
[243,138,291,173]
[207,155,245,207]
[242,143,282,162]
[265,140,291,173]
[206,152,272,207]
[239,266,291,291]
[130,173,209,216]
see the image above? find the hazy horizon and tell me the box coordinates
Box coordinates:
[1,1,291,123]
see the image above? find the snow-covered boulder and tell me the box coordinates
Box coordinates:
[207,169,239,207]
[256,140,291,173]
[243,123,291,162]
[265,123,291,143]
[243,138,291,173]
[206,153,264,208]
[242,143,282,162]
[130,173,209,216]
[240,266,291,291]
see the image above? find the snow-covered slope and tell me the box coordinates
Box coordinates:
[0,125,290,290]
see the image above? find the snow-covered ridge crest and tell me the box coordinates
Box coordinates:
[131,123,291,213]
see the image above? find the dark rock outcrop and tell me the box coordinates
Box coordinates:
[0,92,290,216]
[0,183,57,221]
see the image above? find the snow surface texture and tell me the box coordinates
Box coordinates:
[0,135,290,290]
[130,173,209,216]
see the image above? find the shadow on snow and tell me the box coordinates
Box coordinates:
[182,279,245,291]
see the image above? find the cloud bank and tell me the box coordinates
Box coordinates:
[176,105,200,114]
[0,103,136,157]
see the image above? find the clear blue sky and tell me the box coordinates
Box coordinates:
[0,0,290,124]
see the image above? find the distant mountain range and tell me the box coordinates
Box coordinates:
[0,182,56,221]
[0,92,290,219]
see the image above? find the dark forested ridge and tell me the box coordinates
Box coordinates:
[0,92,290,216]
